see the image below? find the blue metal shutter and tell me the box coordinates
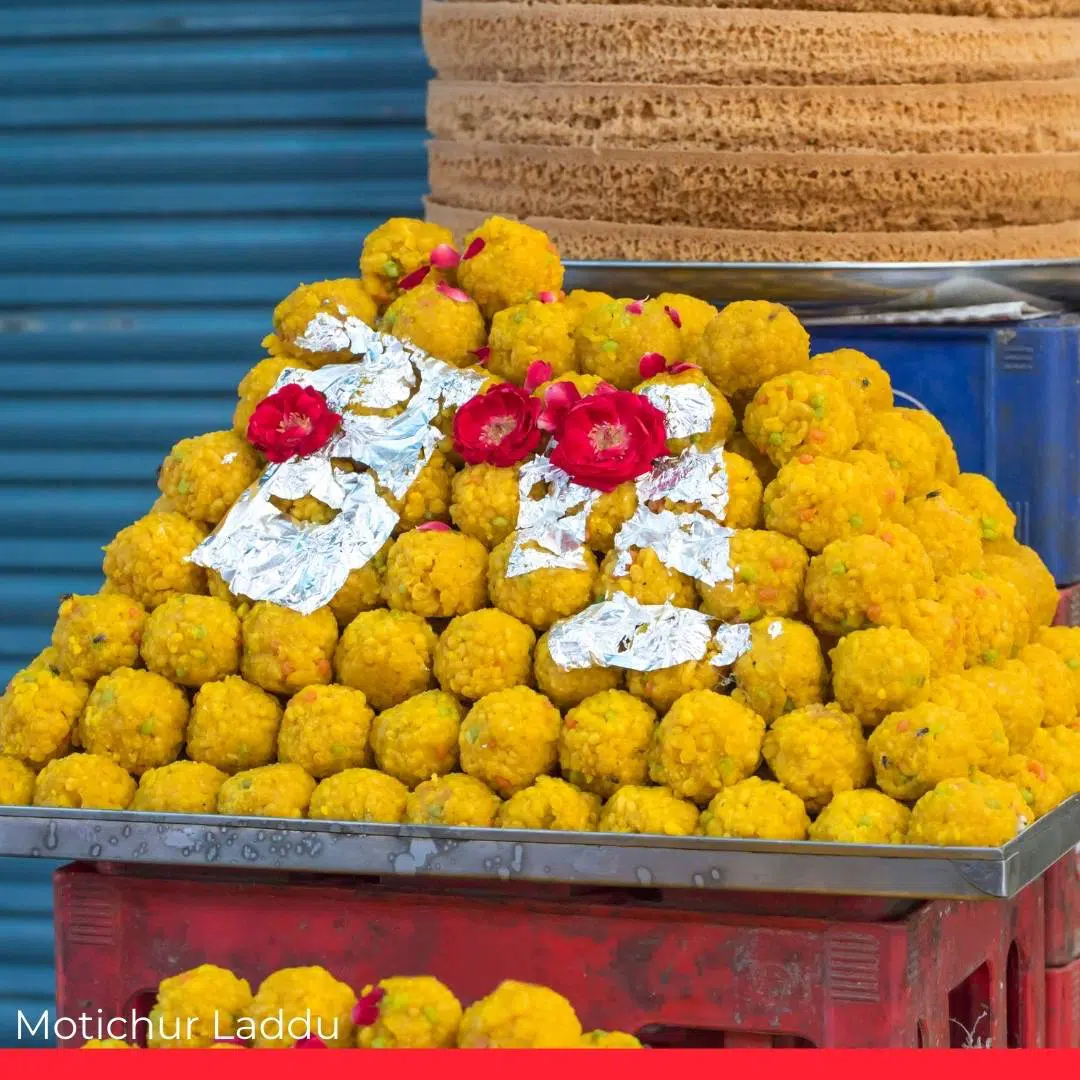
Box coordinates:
[0,0,429,1044]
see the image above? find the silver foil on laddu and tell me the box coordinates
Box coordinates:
[637,382,715,441]
[192,325,484,613]
[294,311,376,356]
[506,456,598,577]
[611,447,734,588]
[546,593,752,672]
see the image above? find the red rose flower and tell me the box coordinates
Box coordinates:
[352,987,387,1028]
[246,383,342,463]
[549,390,668,491]
[537,380,581,432]
[524,360,553,392]
[453,384,542,467]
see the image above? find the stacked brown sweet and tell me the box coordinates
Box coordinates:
[422,0,1080,260]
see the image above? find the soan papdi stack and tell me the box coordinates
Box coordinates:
[1,214,1079,851]
[422,0,1080,260]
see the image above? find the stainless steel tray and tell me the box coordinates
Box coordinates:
[2,795,1078,900]
[563,259,1080,319]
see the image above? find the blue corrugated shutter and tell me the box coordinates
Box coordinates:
[0,0,429,1044]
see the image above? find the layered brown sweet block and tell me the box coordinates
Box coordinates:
[422,0,1080,260]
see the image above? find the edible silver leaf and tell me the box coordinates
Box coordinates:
[294,311,376,356]
[545,594,753,672]
[506,456,598,577]
[637,382,715,441]
[190,464,397,616]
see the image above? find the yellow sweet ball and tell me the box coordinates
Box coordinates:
[648,690,765,805]
[206,568,254,617]
[857,411,938,499]
[102,512,208,610]
[328,545,390,628]
[804,534,915,636]
[559,689,657,798]
[81,1040,134,1049]
[33,753,135,810]
[698,777,809,840]
[384,527,488,618]
[496,776,601,831]
[846,448,905,519]
[731,616,827,723]
[435,609,535,700]
[459,685,562,797]
[232,355,311,438]
[585,481,638,552]
[1018,643,1078,728]
[955,473,1017,544]
[241,602,337,696]
[371,689,463,787]
[217,763,316,819]
[575,297,682,390]
[633,366,735,454]
[533,630,621,710]
[901,489,984,578]
[51,593,146,682]
[335,608,437,711]
[908,773,1031,847]
[656,292,718,355]
[1028,727,1080,795]
[963,661,1044,753]
[808,789,911,844]
[456,216,565,320]
[309,768,409,823]
[532,371,608,403]
[140,594,241,687]
[763,704,872,811]
[380,280,486,368]
[898,596,967,674]
[895,408,960,485]
[133,761,227,814]
[763,455,882,553]
[563,289,614,327]
[405,773,501,827]
[697,530,808,623]
[245,966,356,1049]
[720,450,766,528]
[359,217,454,307]
[158,431,260,526]
[148,964,253,1049]
[1036,626,1080,708]
[867,702,979,801]
[597,546,698,608]
[266,278,377,367]
[0,663,88,767]
[829,627,931,728]
[80,667,188,776]
[743,371,858,467]
[626,659,721,714]
[488,299,577,383]
[356,976,463,1049]
[808,348,893,428]
[581,1030,645,1049]
[450,463,520,549]
[938,572,1029,668]
[598,785,700,836]
[186,676,282,773]
[926,672,1011,770]
[384,452,456,534]
[690,300,809,398]
[488,533,598,631]
[277,684,374,779]
[873,522,936,596]
[0,756,34,805]
[988,754,1066,819]
[986,545,1060,629]
[458,980,581,1049]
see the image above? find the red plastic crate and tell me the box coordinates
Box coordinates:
[1046,956,1080,1047]
[54,863,1045,1049]
[1054,584,1080,627]
[1045,849,1080,966]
